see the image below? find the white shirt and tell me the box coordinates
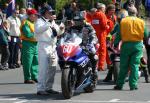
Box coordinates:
[35,17,63,45]
[7,16,21,37]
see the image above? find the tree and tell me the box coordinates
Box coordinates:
[55,0,71,14]
[97,0,113,5]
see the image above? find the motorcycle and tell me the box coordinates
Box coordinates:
[139,57,149,83]
[107,41,149,83]
[57,33,98,99]
[107,45,120,83]
[106,36,120,83]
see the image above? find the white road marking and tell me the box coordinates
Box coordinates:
[60,100,109,103]
[0,98,149,103]
[14,100,28,103]
[0,98,18,101]
[109,99,120,102]
[55,100,148,103]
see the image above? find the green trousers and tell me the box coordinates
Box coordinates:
[22,41,38,81]
[116,42,143,89]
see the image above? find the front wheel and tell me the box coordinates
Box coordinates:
[61,67,76,99]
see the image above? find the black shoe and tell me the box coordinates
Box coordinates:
[125,78,129,82]
[33,79,38,83]
[145,79,150,83]
[24,80,35,84]
[46,89,60,94]
[130,87,138,91]
[37,91,50,95]
[3,67,9,70]
[9,64,16,69]
[114,85,122,90]
[0,67,5,70]
[103,78,112,82]
[14,63,20,68]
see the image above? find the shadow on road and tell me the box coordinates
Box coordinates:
[95,88,130,91]
[0,82,24,85]
[0,92,82,101]
[97,79,115,85]
[0,93,65,100]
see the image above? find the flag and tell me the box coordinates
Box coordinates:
[6,0,16,18]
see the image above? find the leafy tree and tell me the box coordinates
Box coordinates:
[16,0,23,9]
[78,0,112,10]
[96,0,113,5]
[55,0,70,14]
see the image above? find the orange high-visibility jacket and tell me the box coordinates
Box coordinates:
[106,15,117,34]
[89,11,109,70]
[90,11,108,38]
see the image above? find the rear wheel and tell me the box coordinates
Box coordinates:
[113,61,120,83]
[61,67,76,99]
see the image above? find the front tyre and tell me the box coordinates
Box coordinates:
[61,68,76,99]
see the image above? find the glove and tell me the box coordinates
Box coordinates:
[86,44,96,54]
[106,34,112,41]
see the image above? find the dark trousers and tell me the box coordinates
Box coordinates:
[146,46,150,75]
[8,37,20,66]
[0,45,10,66]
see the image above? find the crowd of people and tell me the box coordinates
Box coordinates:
[0,0,150,95]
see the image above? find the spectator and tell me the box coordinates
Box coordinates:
[57,9,65,20]
[0,8,3,27]
[7,10,21,69]
[64,2,80,20]
[19,8,27,21]
[123,0,135,11]
[103,4,117,82]
[35,5,64,95]
[145,0,150,17]
[106,4,117,37]
[0,8,4,19]
[95,3,116,72]
[3,3,8,15]
[144,32,150,75]
[20,9,38,84]
[135,0,142,17]
[114,7,149,90]
[96,3,106,13]
[64,4,73,20]
[115,2,121,15]
[89,4,109,71]
[0,20,10,70]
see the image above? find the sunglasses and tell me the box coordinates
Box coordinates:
[15,12,19,14]
[48,11,55,15]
